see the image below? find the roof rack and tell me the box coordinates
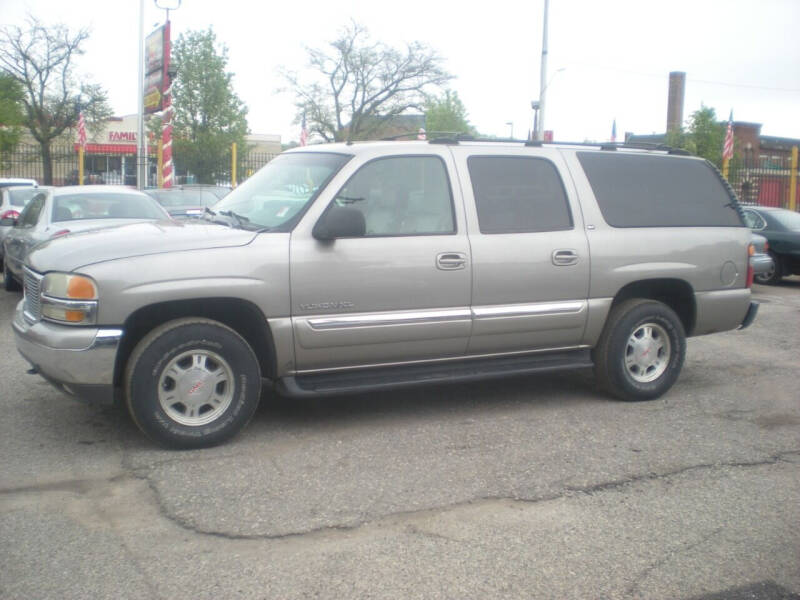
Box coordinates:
[378,132,692,155]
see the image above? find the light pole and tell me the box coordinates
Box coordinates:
[136,0,145,189]
[531,68,565,140]
[506,121,514,140]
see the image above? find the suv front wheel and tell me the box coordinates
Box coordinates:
[125,318,262,449]
[593,299,686,402]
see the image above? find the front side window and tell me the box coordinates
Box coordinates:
[468,156,572,234]
[333,155,455,236]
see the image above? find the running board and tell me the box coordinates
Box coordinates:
[276,349,593,398]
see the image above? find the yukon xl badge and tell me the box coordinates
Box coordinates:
[300,301,355,311]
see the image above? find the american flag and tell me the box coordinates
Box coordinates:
[299,111,308,147]
[77,111,87,149]
[722,110,734,160]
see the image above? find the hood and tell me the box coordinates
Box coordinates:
[27,220,258,273]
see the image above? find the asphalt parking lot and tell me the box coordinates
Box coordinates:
[1,281,798,600]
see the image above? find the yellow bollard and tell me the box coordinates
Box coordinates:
[231,142,237,188]
[789,146,798,212]
[78,146,84,185]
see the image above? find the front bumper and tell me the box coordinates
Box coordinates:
[12,300,123,404]
[751,253,774,275]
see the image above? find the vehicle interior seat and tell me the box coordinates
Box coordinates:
[53,206,72,222]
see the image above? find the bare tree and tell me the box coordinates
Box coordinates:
[0,17,111,183]
[280,22,452,143]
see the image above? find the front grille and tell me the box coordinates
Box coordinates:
[23,268,43,322]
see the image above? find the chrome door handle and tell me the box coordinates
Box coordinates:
[552,249,579,266]
[436,252,467,270]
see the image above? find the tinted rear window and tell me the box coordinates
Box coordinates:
[468,156,572,234]
[577,152,742,227]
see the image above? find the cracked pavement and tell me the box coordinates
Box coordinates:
[1,280,799,599]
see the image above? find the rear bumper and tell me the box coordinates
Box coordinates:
[738,301,759,330]
[12,300,122,404]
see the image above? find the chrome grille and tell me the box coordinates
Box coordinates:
[23,268,43,322]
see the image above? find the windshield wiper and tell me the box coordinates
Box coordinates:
[217,209,250,229]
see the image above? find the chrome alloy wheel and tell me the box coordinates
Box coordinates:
[624,322,671,383]
[157,350,235,426]
[755,261,775,284]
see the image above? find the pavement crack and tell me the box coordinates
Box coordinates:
[124,448,800,542]
[625,527,724,598]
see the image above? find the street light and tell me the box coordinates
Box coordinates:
[531,67,565,140]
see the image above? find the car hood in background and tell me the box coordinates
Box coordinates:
[27,220,259,272]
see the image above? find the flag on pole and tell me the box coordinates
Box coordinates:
[299,111,309,147]
[722,110,734,160]
[77,111,87,149]
[610,119,617,143]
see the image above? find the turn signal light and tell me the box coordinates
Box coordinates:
[748,244,755,256]
[50,229,71,238]
[67,276,97,300]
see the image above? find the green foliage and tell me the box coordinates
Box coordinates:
[0,17,112,183]
[171,28,249,184]
[424,90,477,137]
[667,104,727,168]
[0,73,24,155]
[281,21,452,143]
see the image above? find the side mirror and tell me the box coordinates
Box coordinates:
[0,217,18,227]
[312,206,366,241]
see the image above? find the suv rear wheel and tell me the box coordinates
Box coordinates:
[593,299,686,401]
[125,318,262,449]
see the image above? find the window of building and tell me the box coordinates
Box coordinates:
[467,156,572,234]
[333,156,455,236]
[577,152,742,228]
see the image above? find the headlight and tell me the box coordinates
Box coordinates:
[40,272,98,324]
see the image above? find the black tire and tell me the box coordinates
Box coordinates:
[3,258,21,292]
[754,251,782,285]
[593,299,686,402]
[125,318,262,449]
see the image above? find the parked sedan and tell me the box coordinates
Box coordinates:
[2,185,170,291]
[1,186,50,263]
[145,185,230,219]
[742,206,800,284]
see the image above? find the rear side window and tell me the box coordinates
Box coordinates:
[577,152,742,227]
[467,156,572,234]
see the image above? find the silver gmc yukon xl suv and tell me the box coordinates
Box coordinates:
[12,140,759,448]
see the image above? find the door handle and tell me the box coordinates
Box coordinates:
[436,252,467,270]
[551,249,579,266]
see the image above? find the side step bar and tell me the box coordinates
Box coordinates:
[276,349,593,398]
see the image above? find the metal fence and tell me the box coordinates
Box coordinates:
[727,154,799,210]
[2,143,278,188]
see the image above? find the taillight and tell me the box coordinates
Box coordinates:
[763,241,769,251]
[50,229,71,238]
[746,243,754,288]
[1,210,20,220]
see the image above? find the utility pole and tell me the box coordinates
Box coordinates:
[537,0,549,140]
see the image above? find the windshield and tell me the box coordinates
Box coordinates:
[211,152,351,230]
[52,193,168,222]
[8,188,40,207]
[771,209,800,230]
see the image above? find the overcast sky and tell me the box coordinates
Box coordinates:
[3,0,799,144]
